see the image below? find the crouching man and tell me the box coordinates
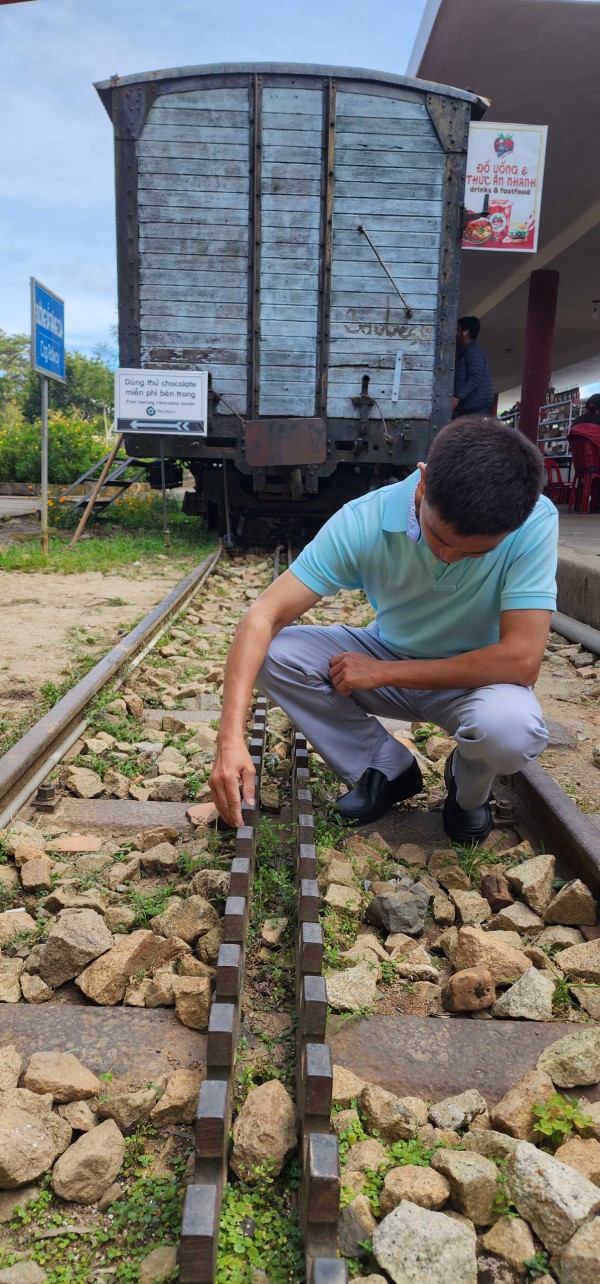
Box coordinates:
[209,417,557,844]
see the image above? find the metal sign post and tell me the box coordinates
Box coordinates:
[30,279,66,555]
[159,439,171,552]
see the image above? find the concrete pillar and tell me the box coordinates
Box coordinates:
[519,269,560,443]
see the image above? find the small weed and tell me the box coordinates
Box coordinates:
[532,1093,594,1151]
[128,884,176,927]
[524,1250,551,1278]
[492,1157,519,1217]
[216,1161,304,1283]
[453,841,506,883]
[413,721,439,750]
[379,959,398,986]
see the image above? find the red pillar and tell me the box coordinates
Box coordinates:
[519,269,560,444]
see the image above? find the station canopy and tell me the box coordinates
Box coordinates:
[408,0,600,404]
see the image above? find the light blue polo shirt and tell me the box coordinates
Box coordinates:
[289,472,558,660]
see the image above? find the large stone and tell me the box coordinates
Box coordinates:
[429,1090,488,1132]
[98,1087,158,1133]
[0,959,22,1003]
[430,1149,497,1224]
[480,873,514,914]
[0,1265,47,1284]
[0,1185,41,1222]
[147,775,187,802]
[150,1069,202,1126]
[492,966,555,1021]
[172,976,212,1030]
[325,962,378,1013]
[506,855,555,915]
[372,1199,477,1283]
[196,924,222,966]
[449,890,491,925]
[338,1193,377,1258]
[20,857,53,892]
[481,1215,535,1276]
[442,966,496,1013]
[0,1107,59,1187]
[556,1216,600,1284]
[150,896,219,944]
[489,903,545,934]
[554,1137,600,1186]
[230,1080,296,1179]
[537,1029,600,1088]
[0,1089,53,1120]
[544,881,597,926]
[360,1084,428,1141]
[63,766,104,798]
[332,1064,366,1107]
[380,1165,450,1215]
[452,927,531,985]
[39,909,113,988]
[462,1130,519,1159]
[139,1246,179,1284]
[188,869,230,904]
[0,910,36,947]
[506,1140,600,1252]
[555,940,600,982]
[491,1070,555,1141]
[43,1112,73,1156]
[58,1100,98,1133]
[24,1052,99,1102]
[366,891,425,936]
[20,975,52,1004]
[324,884,363,916]
[75,930,163,1004]
[140,843,179,874]
[51,1119,126,1203]
[577,1100,600,1141]
[535,927,584,950]
[345,1138,388,1173]
[0,1047,22,1093]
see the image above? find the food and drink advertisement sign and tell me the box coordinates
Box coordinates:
[462,123,547,253]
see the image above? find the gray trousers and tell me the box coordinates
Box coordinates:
[256,622,548,810]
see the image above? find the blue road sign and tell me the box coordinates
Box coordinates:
[31,278,65,382]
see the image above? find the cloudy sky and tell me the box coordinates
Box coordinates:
[0,0,427,360]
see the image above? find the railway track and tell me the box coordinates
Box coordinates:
[1,552,600,1283]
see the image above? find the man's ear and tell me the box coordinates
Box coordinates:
[416,462,426,496]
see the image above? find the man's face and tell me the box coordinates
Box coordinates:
[419,497,509,564]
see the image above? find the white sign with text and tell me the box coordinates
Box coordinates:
[115,368,208,435]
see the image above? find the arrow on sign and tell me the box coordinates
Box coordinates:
[129,419,193,431]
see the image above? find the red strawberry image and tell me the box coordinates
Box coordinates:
[494,133,514,158]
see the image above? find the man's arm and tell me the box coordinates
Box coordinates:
[209,570,322,827]
[329,609,551,694]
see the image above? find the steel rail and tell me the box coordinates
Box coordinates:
[0,547,221,827]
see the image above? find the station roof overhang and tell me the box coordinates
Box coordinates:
[408,0,600,402]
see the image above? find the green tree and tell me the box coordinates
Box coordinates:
[20,351,114,425]
[0,329,30,411]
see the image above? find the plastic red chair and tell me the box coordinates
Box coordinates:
[543,458,571,506]
[568,427,600,513]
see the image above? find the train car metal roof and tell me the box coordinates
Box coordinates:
[95,61,486,113]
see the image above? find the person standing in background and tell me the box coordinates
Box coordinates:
[453,316,495,418]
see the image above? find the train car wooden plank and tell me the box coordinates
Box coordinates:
[300,922,324,975]
[195,1079,230,1160]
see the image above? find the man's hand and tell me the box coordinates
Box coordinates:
[452,396,459,410]
[329,651,387,695]
[209,740,256,829]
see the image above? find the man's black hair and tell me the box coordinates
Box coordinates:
[458,315,481,341]
[425,416,543,536]
[585,393,600,413]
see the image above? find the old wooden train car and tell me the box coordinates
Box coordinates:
[96,63,483,536]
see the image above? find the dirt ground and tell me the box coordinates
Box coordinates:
[0,564,183,721]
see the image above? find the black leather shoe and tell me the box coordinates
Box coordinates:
[443,749,493,844]
[335,759,423,825]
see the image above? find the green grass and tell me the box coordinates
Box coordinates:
[0,519,215,575]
